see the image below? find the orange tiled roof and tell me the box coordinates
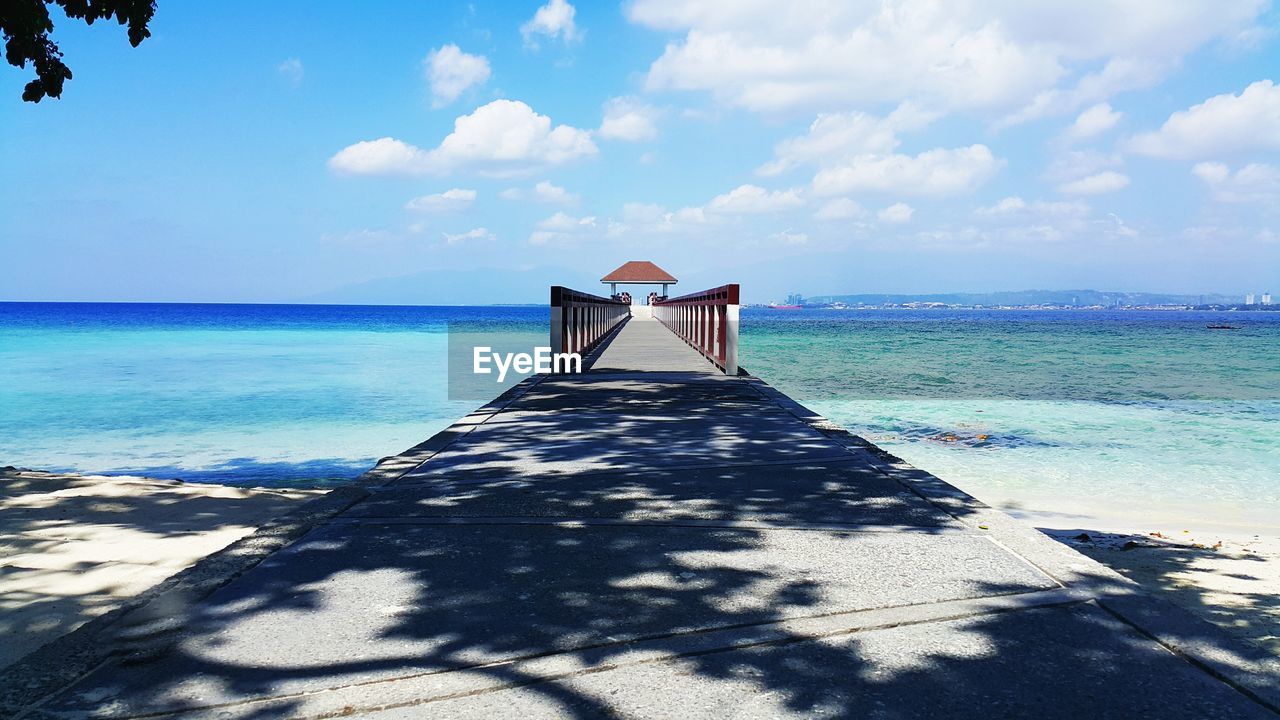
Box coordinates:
[601,261,677,283]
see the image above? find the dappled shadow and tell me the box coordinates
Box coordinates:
[30,372,1279,719]
[397,374,847,482]
[1045,528,1280,655]
[0,469,316,670]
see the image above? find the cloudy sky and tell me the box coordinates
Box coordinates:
[3,0,1279,302]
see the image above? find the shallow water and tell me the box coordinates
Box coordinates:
[741,309,1280,532]
[1,303,1277,530]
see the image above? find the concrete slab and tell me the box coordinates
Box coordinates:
[397,407,850,481]
[591,318,718,374]
[39,521,1055,717]
[507,375,766,414]
[357,460,961,530]
[349,603,1274,720]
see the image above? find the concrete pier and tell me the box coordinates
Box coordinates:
[8,316,1280,719]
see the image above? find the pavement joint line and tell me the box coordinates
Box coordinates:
[388,452,870,487]
[1093,599,1280,715]
[324,515,969,534]
[474,405,794,420]
[976,534,1068,590]
[75,588,1090,720]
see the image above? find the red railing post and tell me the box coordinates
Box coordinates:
[652,284,739,375]
[549,286,630,371]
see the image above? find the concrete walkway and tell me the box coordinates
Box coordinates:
[13,319,1280,718]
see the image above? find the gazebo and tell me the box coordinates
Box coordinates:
[601,260,677,299]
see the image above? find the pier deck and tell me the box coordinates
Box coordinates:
[14,316,1280,719]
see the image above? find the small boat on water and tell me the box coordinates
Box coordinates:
[1206,324,1240,330]
[769,304,803,310]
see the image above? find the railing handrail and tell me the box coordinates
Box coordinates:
[551,286,630,307]
[549,285,631,363]
[653,284,739,306]
[651,283,739,375]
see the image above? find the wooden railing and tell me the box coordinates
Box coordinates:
[652,284,739,375]
[550,286,630,359]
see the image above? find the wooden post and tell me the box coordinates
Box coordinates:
[549,286,565,355]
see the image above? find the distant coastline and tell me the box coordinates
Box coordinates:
[750,302,1280,311]
[765,289,1278,312]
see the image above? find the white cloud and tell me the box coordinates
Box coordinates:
[425,44,491,108]
[329,100,597,177]
[1045,149,1123,182]
[877,202,914,224]
[965,195,1096,244]
[706,184,804,214]
[1057,170,1131,195]
[605,202,714,239]
[276,58,303,87]
[628,1,1264,117]
[1125,80,1280,159]
[1192,161,1280,203]
[598,97,660,141]
[757,103,937,177]
[405,188,476,213]
[536,211,597,231]
[498,180,579,203]
[1060,102,1122,143]
[522,0,582,47]
[758,105,994,199]
[530,212,597,245]
[533,180,577,203]
[769,229,808,245]
[976,196,1027,216]
[814,198,865,220]
[329,138,424,175]
[812,145,1002,197]
[443,227,494,244]
[996,58,1163,129]
[1191,161,1230,185]
[975,196,1089,218]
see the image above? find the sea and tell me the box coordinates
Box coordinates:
[2,302,1277,533]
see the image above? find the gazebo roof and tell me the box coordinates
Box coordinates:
[601,261,677,284]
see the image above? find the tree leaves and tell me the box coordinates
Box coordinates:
[1,0,156,102]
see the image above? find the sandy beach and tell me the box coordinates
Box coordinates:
[1040,527,1280,654]
[0,468,323,669]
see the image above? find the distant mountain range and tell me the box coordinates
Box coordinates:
[303,267,1251,308]
[804,290,1245,306]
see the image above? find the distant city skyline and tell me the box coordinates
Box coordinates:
[3,1,1280,302]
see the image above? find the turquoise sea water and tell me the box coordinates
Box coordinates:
[740,309,1280,532]
[1,303,1277,531]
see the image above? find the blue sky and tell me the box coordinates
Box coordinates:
[3,0,1280,303]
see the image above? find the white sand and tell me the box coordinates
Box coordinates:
[1040,526,1280,655]
[0,468,323,669]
